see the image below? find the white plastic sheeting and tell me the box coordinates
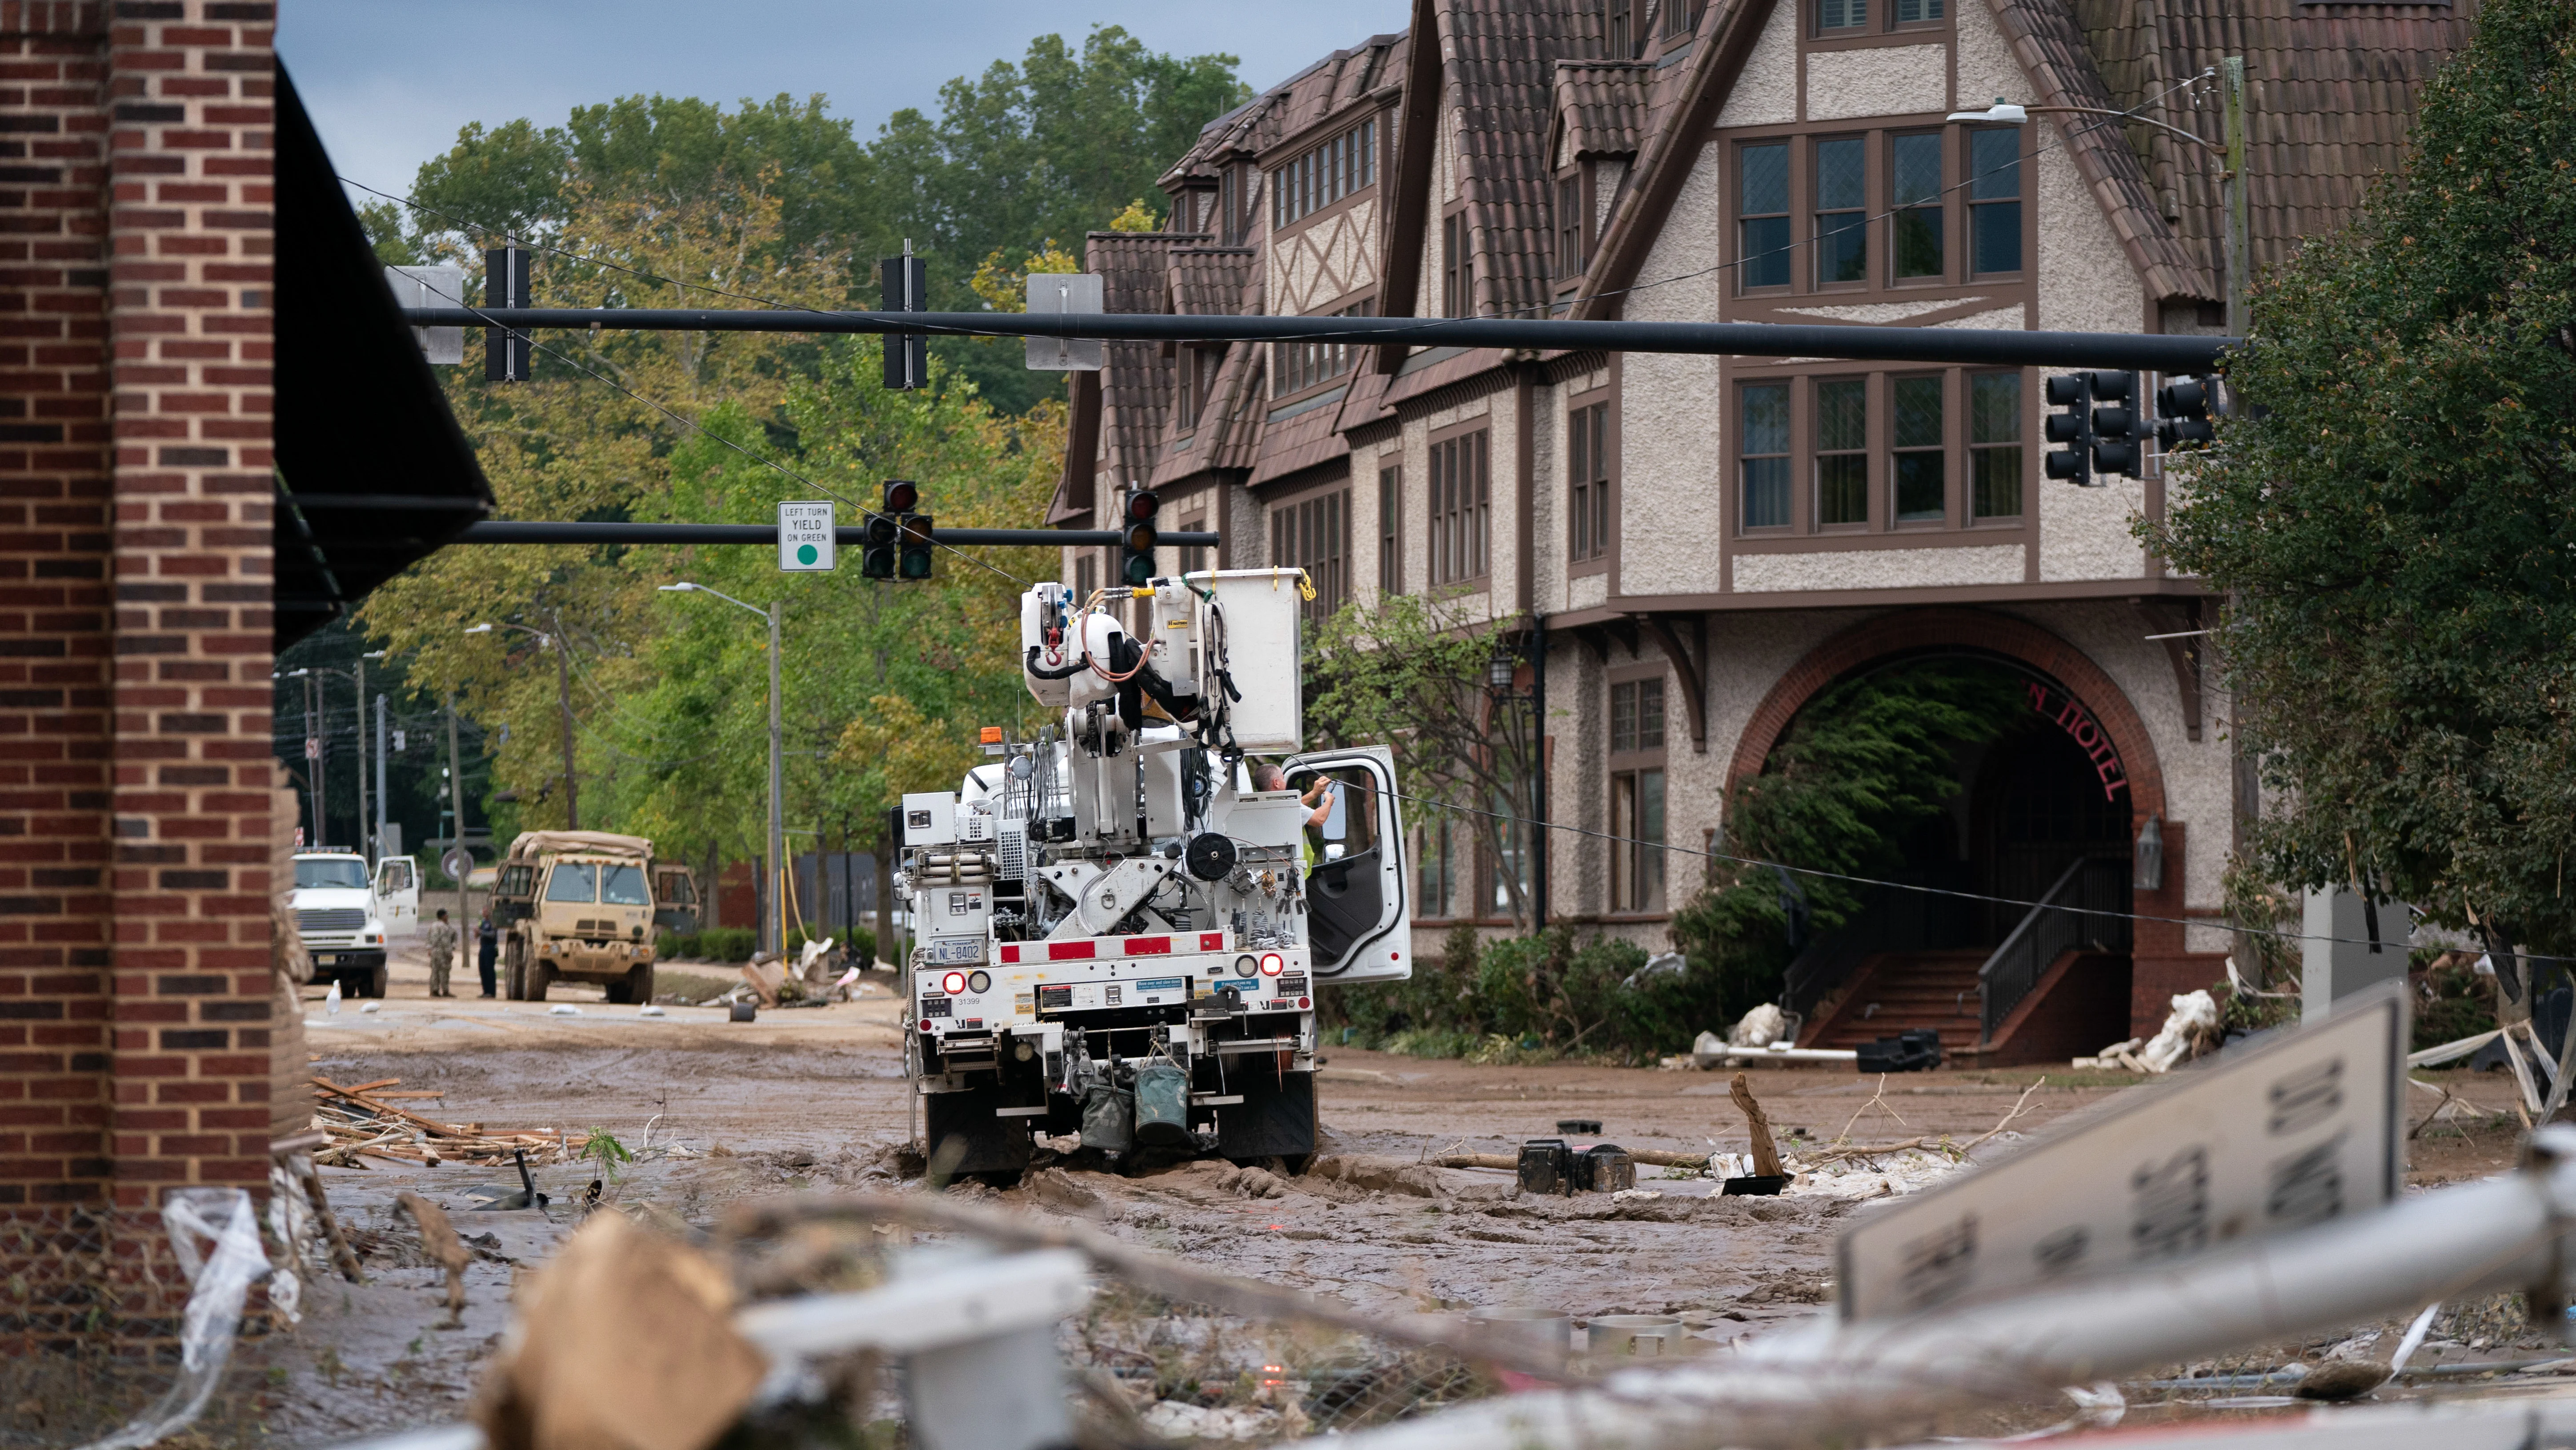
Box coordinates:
[75,1187,272,1450]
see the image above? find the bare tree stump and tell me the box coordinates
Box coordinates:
[1730,1072,1785,1178]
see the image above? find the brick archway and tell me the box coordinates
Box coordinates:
[1726,608,2165,823]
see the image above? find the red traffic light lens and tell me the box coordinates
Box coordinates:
[883,480,920,513]
[1126,490,1159,523]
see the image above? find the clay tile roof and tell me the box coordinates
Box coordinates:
[2063,0,2472,287]
[1167,246,1255,316]
[1444,1,1590,320]
[1553,60,1650,161]
[1083,230,1191,488]
[1160,34,1408,189]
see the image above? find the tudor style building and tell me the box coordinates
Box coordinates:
[1056,0,2471,1058]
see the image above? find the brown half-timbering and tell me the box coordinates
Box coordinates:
[1640,615,1708,753]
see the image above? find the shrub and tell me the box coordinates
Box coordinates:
[1322,926,1717,1062]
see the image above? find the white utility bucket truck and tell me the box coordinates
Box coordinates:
[901,568,1412,1181]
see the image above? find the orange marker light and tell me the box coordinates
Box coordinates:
[980,725,1003,744]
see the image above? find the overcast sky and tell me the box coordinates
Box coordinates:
[278,1,1408,198]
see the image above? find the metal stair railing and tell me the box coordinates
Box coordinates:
[1781,868,1980,1035]
[1977,856,2131,1044]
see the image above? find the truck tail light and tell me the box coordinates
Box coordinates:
[967,970,991,993]
[1259,952,1286,977]
[941,971,968,996]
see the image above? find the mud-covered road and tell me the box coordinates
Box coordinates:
[254,944,2535,1446]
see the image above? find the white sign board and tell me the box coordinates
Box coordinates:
[779,501,836,571]
[1837,980,2406,1323]
[383,265,466,364]
[1024,273,1104,372]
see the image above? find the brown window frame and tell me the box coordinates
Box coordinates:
[1272,295,1374,401]
[1271,488,1351,627]
[1378,460,1403,596]
[1727,366,2035,541]
[1442,209,1473,317]
[1426,424,1491,588]
[1607,669,1670,916]
[1567,394,1611,570]
[1271,118,1378,233]
[1723,121,2032,304]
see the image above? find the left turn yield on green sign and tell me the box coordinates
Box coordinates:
[779,501,835,571]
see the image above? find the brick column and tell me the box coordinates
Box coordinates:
[0,0,117,1335]
[102,0,274,1275]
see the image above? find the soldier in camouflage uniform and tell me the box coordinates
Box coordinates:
[425,909,458,998]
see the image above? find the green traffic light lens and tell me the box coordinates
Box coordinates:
[1122,554,1155,586]
[901,552,934,580]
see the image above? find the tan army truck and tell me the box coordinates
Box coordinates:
[491,830,698,1003]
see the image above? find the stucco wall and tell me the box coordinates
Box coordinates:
[1384,389,1520,629]
[1734,544,2026,591]
[2033,120,2153,581]
[1954,0,2023,112]
[1715,0,1800,128]
[1614,147,1727,599]
[1806,44,1947,120]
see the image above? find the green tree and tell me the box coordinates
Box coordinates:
[1305,596,1541,928]
[2144,0,2576,988]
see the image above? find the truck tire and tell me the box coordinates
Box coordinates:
[363,962,389,999]
[503,941,527,1000]
[527,961,552,1003]
[604,974,629,1005]
[627,963,654,1005]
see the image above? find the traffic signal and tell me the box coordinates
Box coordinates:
[2155,376,2216,451]
[2044,373,2093,486]
[2088,370,2140,478]
[898,512,935,580]
[862,481,915,580]
[1120,488,1159,587]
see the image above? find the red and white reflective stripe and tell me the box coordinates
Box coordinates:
[1199,932,1226,951]
[1123,936,1171,955]
[1047,940,1095,961]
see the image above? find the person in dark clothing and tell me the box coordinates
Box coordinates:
[477,912,500,998]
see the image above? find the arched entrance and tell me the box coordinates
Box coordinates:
[1737,610,2164,1063]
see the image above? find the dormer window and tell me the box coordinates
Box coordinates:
[1271,120,1376,231]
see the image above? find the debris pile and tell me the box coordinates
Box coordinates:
[310,1076,571,1169]
[2078,989,2221,1072]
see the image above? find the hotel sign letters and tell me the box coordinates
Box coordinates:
[2027,681,2127,801]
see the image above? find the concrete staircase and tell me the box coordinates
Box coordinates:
[1804,950,1991,1056]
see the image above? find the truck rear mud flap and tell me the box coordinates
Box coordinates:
[923,1079,1038,1179]
[1214,1068,1316,1165]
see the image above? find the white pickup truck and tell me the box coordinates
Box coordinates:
[291,852,420,997]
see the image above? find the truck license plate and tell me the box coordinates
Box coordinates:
[928,937,984,965]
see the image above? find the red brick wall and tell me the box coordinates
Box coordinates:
[104,0,276,1225]
[0,0,118,1265]
[0,0,277,1335]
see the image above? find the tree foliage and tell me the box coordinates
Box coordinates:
[2144,0,2576,966]
[1304,596,1541,929]
[366,27,1248,414]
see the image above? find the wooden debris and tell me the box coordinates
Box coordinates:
[397,1190,472,1324]
[311,1075,566,1169]
[1730,1072,1786,1178]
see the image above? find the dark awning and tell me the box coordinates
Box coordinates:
[272,65,492,649]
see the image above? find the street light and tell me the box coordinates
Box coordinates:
[465,617,581,831]
[661,582,787,958]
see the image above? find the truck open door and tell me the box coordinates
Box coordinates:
[373,856,420,937]
[653,866,700,935]
[1283,745,1411,983]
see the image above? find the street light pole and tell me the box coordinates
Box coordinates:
[769,599,785,957]
[658,582,787,958]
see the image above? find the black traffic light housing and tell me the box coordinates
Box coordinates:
[2044,373,2094,486]
[865,480,921,581]
[2088,370,2140,478]
[899,512,935,580]
[484,245,530,382]
[2155,377,2216,451]
[1120,488,1159,587]
[2044,371,2143,487]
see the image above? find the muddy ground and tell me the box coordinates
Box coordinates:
[125,941,2562,1446]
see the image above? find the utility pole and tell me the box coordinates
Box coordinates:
[353,656,369,864]
[374,691,389,857]
[447,694,468,927]
[767,599,785,958]
[307,672,327,848]
[550,611,579,831]
[2221,55,2251,340]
